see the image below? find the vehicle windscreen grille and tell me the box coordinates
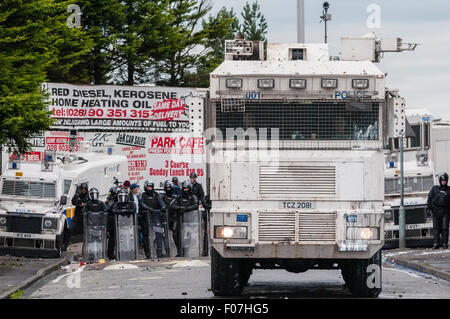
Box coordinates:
[298,212,336,242]
[258,212,295,242]
[8,216,42,234]
[1,179,55,198]
[259,166,335,195]
[258,212,336,242]
[215,100,379,141]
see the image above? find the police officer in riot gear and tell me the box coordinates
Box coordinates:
[111,188,138,260]
[189,172,208,256]
[171,181,199,256]
[84,188,106,212]
[427,173,450,249]
[82,188,108,261]
[161,180,178,255]
[105,185,120,259]
[63,182,89,249]
[140,181,167,258]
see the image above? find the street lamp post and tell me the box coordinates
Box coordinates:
[320,2,332,44]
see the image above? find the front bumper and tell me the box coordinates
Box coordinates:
[0,232,61,258]
[213,242,383,259]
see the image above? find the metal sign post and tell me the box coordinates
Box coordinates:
[399,134,406,248]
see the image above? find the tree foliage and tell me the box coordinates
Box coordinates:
[0,0,54,154]
[240,1,268,42]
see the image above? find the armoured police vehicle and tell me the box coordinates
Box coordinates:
[384,109,436,248]
[206,34,416,297]
[0,150,127,257]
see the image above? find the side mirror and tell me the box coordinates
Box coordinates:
[60,196,67,206]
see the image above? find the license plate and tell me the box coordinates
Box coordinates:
[13,232,33,239]
[279,201,315,209]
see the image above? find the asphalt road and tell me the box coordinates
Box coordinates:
[21,257,450,299]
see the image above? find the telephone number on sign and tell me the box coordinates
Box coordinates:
[52,108,155,119]
[46,144,80,152]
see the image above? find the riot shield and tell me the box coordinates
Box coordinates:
[115,212,138,261]
[179,210,203,257]
[147,210,170,258]
[82,211,107,262]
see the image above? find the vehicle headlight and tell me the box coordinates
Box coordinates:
[321,78,338,88]
[257,79,275,89]
[43,218,58,230]
[214,226,247,239]
[289,79,307,89]
[0,216,7,226]
[352,79,369,89]
[347,227,379,240]
[226,78,242,88]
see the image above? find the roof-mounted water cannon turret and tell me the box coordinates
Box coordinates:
[341,33,418,63]
[224,34,264,61]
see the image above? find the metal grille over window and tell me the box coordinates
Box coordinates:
[1,178,56,198]
[215,100,379,141]
[259,166,336,195]
[220,98,246,113]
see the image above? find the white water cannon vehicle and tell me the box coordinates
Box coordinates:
[206,34,417,297]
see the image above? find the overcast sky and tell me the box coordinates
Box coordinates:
[210,0,450,120]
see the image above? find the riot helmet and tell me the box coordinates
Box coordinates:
[108,186,118,197]
[144,181,154,194]
[89,188,99,201]
[439,172,449,187]
[80,182,88,193]
[164,180,173,196]
[118,189,128,203]
[182,181,192,196]
[172,176,179,185]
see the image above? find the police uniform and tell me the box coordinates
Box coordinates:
[427,173,450,249]
[171,183,199,256]
[140,182,166,258]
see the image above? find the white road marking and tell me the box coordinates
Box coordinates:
[383,266,424,279]
[104,264,139,270]
[128,277,161,281]
[172,260,209,268]
[52,265,85,283]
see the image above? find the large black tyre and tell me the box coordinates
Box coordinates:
[211,247,244,296]
[342,249,382,298]
[239,261,253,288]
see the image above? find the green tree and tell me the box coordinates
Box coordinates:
[154,0,213,87]
[183,6,239,87]
[45,0,94,83]
[75,0,124,84]
[0,0,53,154]
[240,1,268,42]
[115,0,173,85]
